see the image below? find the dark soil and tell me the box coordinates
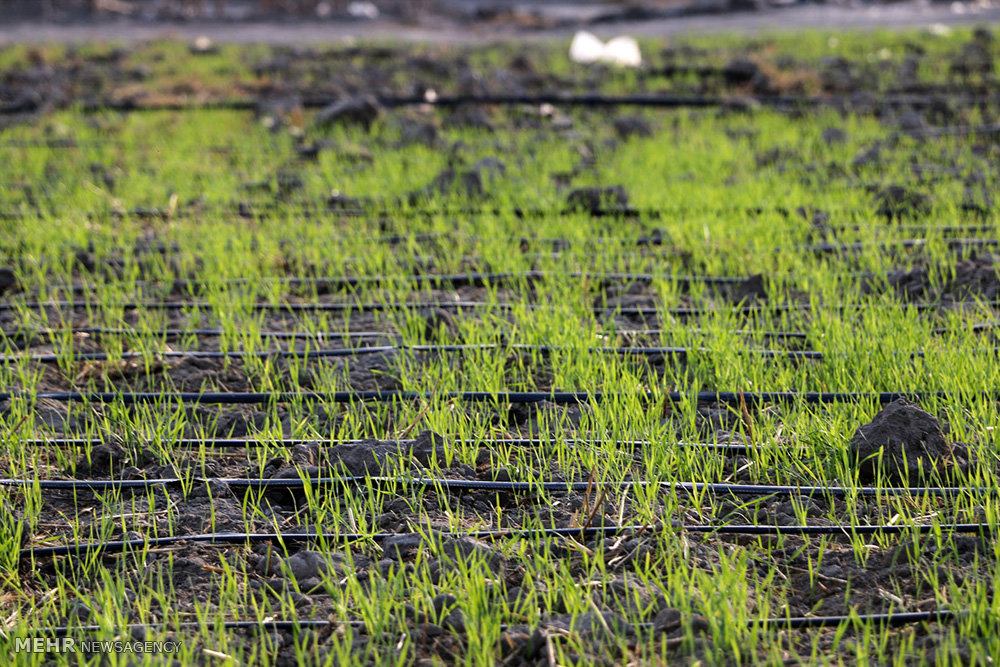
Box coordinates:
[7,31,1000,665]
[849,399,967,484]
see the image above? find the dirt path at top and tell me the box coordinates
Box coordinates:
[2,1,1000,45]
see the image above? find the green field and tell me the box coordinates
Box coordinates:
[2,28,1000,665]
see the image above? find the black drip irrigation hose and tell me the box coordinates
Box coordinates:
[0,475,987,499]
[0,389,989,405]
[10,436,682,451]
[0,327,818,345]
[64,93,810,114]
[43,270,752,293]
[7,344,1000,364]
[0,298,992,317]
[1,327,393,342]
[0,345,830,364]
[614,328,811,340]
[16,608,971,640]
[17,522,995,560]
[803,237,1000,254]
[42,92,1000,115]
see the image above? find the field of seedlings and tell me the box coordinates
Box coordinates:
[4,27,1000,665]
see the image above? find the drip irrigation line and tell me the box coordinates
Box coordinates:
[47,91,1000,115]
[20,608,971,640]
[10,436,667,450]
[9,343,1000,364]
[0,344,829,364]
[18,521,995,560]
[1,298,991,317]
[0,326,815,343]
[0,390,988,406]
[757,609,966,629]
[802,237,999,254]
[933,321,1000,334]
[43,270,754,293]
[0,327,394,342]
[14,343,999,365]
[67,93,809,114]
[613,328,810,340]
[1,475,987,500]
[4,199,990,226]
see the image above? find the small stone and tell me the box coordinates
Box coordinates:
[0,267,17,294]
[315,95,381,130]
[870,184,932,220]
[821,127,847,145]
[382,533,425,561]
[652,608,682,633]
[284,550,344,581]
[613,116,653,140]
[566,185,629,214]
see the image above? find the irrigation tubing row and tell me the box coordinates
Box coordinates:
[804,237,999,254]
[43,270,754,292]
[0,475,987,498]
[20,609,971,640]
[67,93,810,114]
[3,197,995,226]
[2,327,395,341]
[18,522,995,560]
[35,92,1000,115]
[0,345,831,364]
[8,436,669,450]
[0,326,814,342]
[0,298,991,316]
[12,437,752,454]
[0,390,987,405]
[7,344,999,364]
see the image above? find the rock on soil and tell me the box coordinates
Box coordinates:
[0,267,17,294]
[330,430,447,476]
[409,166,485,203]
[314,94,381,129]
[612,115,653,140]
[869,184,932,220]
[849,399,963,483]
[566,185,630,215]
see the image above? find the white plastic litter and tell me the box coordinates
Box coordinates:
[347,1,379,20]
[570,31,642,67]
[569,31,606,64]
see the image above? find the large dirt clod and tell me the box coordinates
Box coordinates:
[849,399,959,483]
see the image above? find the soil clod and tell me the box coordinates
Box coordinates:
[314,94,381,130]
[566,185,630,215]
[849,399,962,483]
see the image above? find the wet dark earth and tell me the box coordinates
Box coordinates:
[5,25,1000,666]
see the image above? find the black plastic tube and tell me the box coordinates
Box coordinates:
[1,327,392,341]
[10,436,654,448]
[0,326,814,342]
[0,345,826,364]
[0,389,980,405]
[8,344,995,364]
[8,437,753,453]
[47,91,1000,115]
[0,299,989,317]
[60,93,806,114]
[18,608,970,641]
[18,522,993,560]
[1,476,985,499]
[45,270,750,293]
